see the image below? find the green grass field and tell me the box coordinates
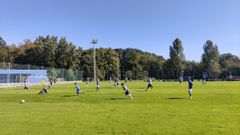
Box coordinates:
[0,81,240,135]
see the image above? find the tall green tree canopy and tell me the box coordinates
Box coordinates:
[165,38,185,79]
[1,36,240,80]
[219,53,240,76]
[201,40,221,77]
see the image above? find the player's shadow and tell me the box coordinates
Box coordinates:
[135,90,146,92]
[62,95,77,97]
[167,97,185,100]
[106,97,126,100]
[85,90,97,93]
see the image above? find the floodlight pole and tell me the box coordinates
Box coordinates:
[92,39,98,82]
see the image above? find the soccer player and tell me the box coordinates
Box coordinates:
[124,77,128,83]
[145,77,153,91]
[114,77,119,87]
[48,80,53,89]
[38,86,48,94]
[23,80,29,90]
[74,83,84,95]
[86,77,89,86]
[179,76,183,85]
[50,79,53,86]
[202,72,208,85]
[96,78,100,91]
[121,83,133,100]
[188,77,193,99]
[109,76,112,83]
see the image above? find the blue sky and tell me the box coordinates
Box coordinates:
[1,0,240,61]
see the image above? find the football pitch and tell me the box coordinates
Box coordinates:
[0,81,240,135]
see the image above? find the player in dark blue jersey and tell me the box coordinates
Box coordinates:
[188,77,193,99]
[114,77,119,87]
[38,86,48,94]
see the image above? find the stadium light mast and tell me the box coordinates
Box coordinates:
[92,39,98,82]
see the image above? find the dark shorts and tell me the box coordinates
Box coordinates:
[147,84,153,87]
[125,90,130,95]
[76,89,80,94]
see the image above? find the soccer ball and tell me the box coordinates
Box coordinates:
[20,99,25,103]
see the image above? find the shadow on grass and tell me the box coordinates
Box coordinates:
[62,95,77,97]
[85,91,98,93]
[167,97,186,100]
[106,97,126,100]
[135,90,146,93]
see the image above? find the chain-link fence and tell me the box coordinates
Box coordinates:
[0,62,83,87]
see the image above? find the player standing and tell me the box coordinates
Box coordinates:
[109,76,112,83]
[188,77,193,99]
[202,72,208,85]
[121,83,133,100]
[124,77,128,83]
[86,77,89,86]
[96,78,100,91]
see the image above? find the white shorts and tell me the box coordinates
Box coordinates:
[188,89,192,92]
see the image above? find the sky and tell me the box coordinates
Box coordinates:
[1,0,240,61]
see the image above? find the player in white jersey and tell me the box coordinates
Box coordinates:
[74,83,84,95]
[121,83,133,100]
[145,77,153,91]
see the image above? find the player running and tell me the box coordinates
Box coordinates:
[121,83,133,100]
[23,80,29,90]
[145,77,153,91]
[188,77,193,99]
[74,83,84,95]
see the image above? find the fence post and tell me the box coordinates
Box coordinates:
[62,68,64,81]
[28,64,30,84]
[8,62,10,85]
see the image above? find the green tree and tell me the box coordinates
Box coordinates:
[166,38,185,79]
[95,48,120,80]
[201,40,221,78]
[55,37,80,69]
[219,53,240,77]
[0,37,9,62]
[80,49,94,79]
[34,35,58,67]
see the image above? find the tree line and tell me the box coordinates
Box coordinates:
[0,36,240,80]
